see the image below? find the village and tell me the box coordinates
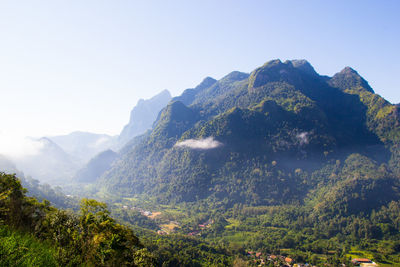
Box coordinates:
[121,204,213,236]
[245,251,379,267]
[121,205,380,267]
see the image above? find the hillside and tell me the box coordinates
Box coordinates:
[98,59,399,208]
[74,149,118,183]
[0,172,156,266]
[89,59,400,266]
[0,172,236,266]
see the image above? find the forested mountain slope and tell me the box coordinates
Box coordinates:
[98,59,400,210]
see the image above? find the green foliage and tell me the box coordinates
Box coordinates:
[111,208,159,231]
[92,59,400,266]
[20,175,77,209]
[99,59,399,208]
[0,172,155,266]
[143,234,232,266]
[0,225,57,267]
[3,59,397,266]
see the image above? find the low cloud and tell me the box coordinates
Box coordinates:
[175,137,222,150]
[296,132,309,145]
[0,133,44,159]
[91,136,111,148]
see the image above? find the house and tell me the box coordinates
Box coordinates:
[143,211,152,216]
[255,252,262,258]
[268,255,277,260]
[360,263,378,267]
[285,257,293,264]
[157,230,167,235]
[351,258,372,265]
[188,231,200,236]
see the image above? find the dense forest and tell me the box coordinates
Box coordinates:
[1,170,400,266]
[98,60,400,206]
[93,59,400,266]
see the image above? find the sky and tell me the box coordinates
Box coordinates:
[0,0,399,143]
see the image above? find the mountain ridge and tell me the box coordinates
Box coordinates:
[97,59,399,210]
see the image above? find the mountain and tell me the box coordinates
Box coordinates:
[98,59,400,210]
[14,137,80,184]
[74,149,118,183]
[70,90,172,183]
[49,131,116,163]
[118,89,172,147]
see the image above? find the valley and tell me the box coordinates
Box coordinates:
[1,59,400,266]
[1,1,399,265]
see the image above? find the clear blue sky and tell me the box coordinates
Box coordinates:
[0,0,399,139]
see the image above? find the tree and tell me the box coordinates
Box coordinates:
[79,198,154,266]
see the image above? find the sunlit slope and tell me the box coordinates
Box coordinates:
[99,59,400,207]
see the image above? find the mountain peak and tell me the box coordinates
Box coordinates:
[118,89,172,147]
[195,77,217,91]
[173,77,217,106]
[164,100,191,116]
[153,101,198,139]
[249,59,301,88]
[262,59,283,68]
[137,89,171,106]
[330,67,374,93]
[158,89,172,98]
[341,66,357,74]
[221,71,249,82]
[289,59,318,76]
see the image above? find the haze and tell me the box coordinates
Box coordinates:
[0,0,399,143]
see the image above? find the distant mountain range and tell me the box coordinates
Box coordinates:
[13,137,80,184]
[70,89,171,183]
[48,131,117,163]
[4,90,171,185]
[93,59,399,213]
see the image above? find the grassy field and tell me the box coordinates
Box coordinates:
[160,221,180,234]
[147,211,162,219]
[225,218,240,230]
[218,231,256,245]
